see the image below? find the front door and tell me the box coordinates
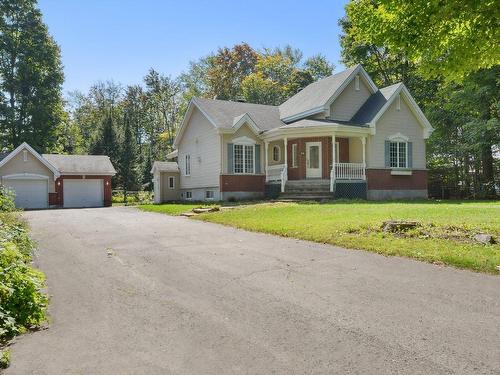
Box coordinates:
[306,142,322,178]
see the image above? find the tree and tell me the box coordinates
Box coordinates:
[0,0,65,152]
[91,114,119,169]
[343,0,500,81]
[120,115,139,202]
[304,54,335,81]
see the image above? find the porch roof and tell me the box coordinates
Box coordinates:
[279,118,369,129]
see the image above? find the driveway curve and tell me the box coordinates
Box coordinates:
[6,207,500,374]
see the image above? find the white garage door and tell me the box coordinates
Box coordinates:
[3,178,48,209]
[63,179,103,208]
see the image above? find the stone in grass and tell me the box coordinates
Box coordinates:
[192,207,220,214]
[181,212,198,217]
[473,233,496,245]
[381,220,420,233]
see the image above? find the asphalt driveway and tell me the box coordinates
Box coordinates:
[6,207,500,374]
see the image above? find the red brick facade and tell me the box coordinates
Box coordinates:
[286,137,349,180]
[220,174,265,192]
[52,175,113,207]
[366,169,428,190]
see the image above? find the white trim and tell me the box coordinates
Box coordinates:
[262,123,372,142]
[369,84,434,139]
[231,136,256,145]
[272,144,281,162]
[389,140,408,169]
[23,150,28,162]
[232,113,261,135]
[166,149,178,160]
[2,173,50,180]
[174,98,219,147]
[0,142,60,179]
[281,106,325,123]
[388,132,409,142]
[391,169,412,176]
[355,75,360,91]
[291,143,298,168]
[305,141,322,179]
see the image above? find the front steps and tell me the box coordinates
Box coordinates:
[279,179,333,201]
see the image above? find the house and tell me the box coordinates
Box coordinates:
[152,64,433,202]
[0,142,116,209]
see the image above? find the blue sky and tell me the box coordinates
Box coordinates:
[38,0,349,94]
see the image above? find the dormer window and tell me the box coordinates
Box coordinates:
[355,75,360,91]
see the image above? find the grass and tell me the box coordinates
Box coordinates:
[139,202,220,216]
[189,200,500,274]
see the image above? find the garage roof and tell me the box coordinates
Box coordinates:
[42,154,117,175]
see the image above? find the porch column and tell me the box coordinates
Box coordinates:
[361,136,366,180]
[284,137,288,182]
[264,141,269,181]
[331,133,336,192]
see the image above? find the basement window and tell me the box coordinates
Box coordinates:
[186,191,192,200]
[205,190,214,200]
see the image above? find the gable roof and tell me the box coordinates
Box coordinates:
[150,161,179,174]
[351,83,402,124]
[352,82,434,138]
[0,142,60,178]
[278,64,378,122]
[42,154,117,175]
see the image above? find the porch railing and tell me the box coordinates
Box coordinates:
[330,163,366,192]
[266,164,287,192]
[335,162,366,180]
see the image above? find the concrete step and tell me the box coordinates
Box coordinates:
[278,194,333,201]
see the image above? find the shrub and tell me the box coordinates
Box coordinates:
[0,186,15,212]
[0,188,48,342]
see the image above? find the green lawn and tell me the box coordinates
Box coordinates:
[139,202,220,216]
[190,200,500,274]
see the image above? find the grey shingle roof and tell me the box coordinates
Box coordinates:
[280,118,369,129]
[151,161,179,173]
[351,83,402,124]
[279,65,359,120]
[194,98,284,131]
[42,154,117,175]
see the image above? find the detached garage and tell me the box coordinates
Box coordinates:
[0,142,116,209]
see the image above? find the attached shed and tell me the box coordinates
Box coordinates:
[0,142,116,209]
[151,161,180,203]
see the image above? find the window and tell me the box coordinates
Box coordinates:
[168,176,175,189]
[272,145,280,162]
[205,190,214,199]
[23,150,28,162]
[186,191,192,200]
[355,75,360,91]
[390,141,407,168]
[185,154,191,176]
[234,144,254,174]
[291,144,298,168]
[396,94,401,111]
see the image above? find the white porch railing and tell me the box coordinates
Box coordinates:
[266,164,287,192]
[335,162,366,180]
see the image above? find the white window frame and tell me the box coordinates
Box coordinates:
[168,176,175,189]
[272,145,281,162]
[184,154,191,176]
[291,143,298,168]
[389,141,408,169]
[233,144,255,175]
[185,191,192,200]
[205,190,214,200]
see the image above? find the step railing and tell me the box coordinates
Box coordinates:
[266,164,288,192]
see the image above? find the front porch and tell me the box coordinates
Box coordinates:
[263,134,367,195]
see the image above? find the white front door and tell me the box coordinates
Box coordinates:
[306,142,322,179]
[63,179,104,208]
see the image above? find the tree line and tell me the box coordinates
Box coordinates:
[0,0,498,198]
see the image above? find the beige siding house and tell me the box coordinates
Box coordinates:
[153,64,433,202]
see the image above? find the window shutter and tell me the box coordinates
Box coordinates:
[384,141,390,167]
[227,143,234,174]
[255,144,261,174]
[407,142,413,169]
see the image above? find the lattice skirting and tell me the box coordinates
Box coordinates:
[334,181,367,200]
[265,183,281,199]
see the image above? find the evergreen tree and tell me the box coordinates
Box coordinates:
[0,0,65,152]
[120,115,139,203]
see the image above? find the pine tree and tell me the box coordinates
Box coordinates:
[120,115,139,203]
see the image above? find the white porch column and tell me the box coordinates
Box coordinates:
[284,137,288,181]
[361,136,366,180]
[264,141,269,181]
[331,133,336,192]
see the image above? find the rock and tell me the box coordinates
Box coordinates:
[181,212,197,217]
[473,233,496,245]
[381,220,420,232]
[495,266,500,272]
[192,207,220,214]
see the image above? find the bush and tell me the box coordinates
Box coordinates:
[0,189,48,342]
[0,186,15,212]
